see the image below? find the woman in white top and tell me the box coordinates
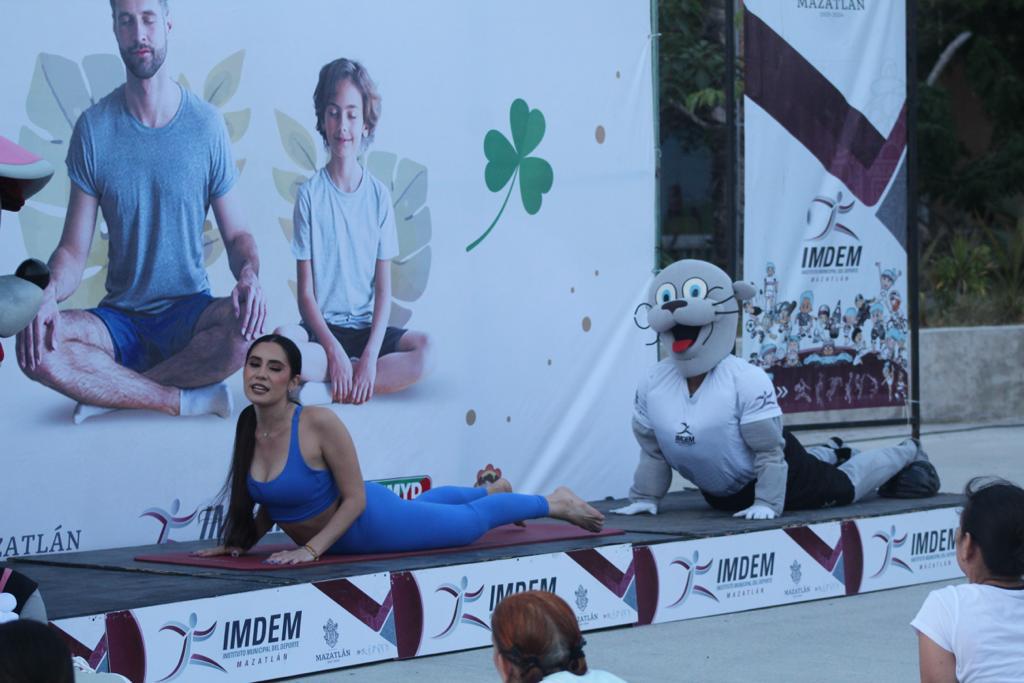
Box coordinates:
[491,591,626,683]
[911,477,1024,683]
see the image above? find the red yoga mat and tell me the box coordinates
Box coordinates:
[135,523,624,571]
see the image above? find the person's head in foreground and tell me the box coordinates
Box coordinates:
[0,619,74,683]
[491,591,588,682]
[912,477,1024,683]
[956,477,1024,583]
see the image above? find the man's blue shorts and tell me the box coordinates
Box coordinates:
[89,292,214,373]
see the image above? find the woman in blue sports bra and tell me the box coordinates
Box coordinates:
[196,334,604,565]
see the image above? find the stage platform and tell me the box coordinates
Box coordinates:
[5,492,963,682]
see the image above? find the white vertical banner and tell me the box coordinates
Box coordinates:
[742,0,910,415]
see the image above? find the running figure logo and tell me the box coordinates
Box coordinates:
[433,576,489,638]
[675,423,696,446]
[667,550,719,607]
[157,613,225,681]
[871,525,912,578]
[806,191,858,241]
[140,499,199,544]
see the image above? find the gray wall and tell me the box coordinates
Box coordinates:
[920,324,1024,423]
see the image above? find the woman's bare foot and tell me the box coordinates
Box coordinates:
[546,486,604,532]
[485,477,513,495]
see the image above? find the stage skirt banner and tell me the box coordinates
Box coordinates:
[94,574,396,682]
[741,0,910,414]
[638,507,961,625]
[393,544,638,658]
[0,1,655,555]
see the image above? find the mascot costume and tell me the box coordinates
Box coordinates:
[0,136,53,364]
[612,259,937,520]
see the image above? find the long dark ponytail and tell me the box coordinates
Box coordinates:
[218,334,303,550]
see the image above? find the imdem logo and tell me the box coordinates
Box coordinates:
[157,613,225,681]
[871,525,912,578]
[141,499,224,544]
[802,191,863,271]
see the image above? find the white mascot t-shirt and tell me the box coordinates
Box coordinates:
[634,355,782,496]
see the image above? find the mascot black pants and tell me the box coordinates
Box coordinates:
[701,430,855,512]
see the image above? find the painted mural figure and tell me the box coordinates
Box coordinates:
[275,59,430,405]
[876,261,903,313]
[16,0,266,424]
[763,261,778,314]
[611,260,937,522]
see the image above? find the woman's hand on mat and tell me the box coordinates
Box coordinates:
[326,345,353,403]
[733,504,777,520]
[265,547,318,565]
[350,356,377,405]
[191,545,245,557]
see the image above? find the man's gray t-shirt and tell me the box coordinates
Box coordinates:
[291,167,398,328]
[66,83,237,314]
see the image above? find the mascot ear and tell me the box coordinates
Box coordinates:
[733,280,756,302]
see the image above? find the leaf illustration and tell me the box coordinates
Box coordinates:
[509,98,545,158]
[202,219,224,265]
[483,130,517,192]
[519,156,553,215]
[64,265,108,310]
[392,246,431,302]
[273,168,308,204]
[389,302,412,328]
[235,158,247,175]
[17,205,65,260]
[26,53,91,141]
[275,110,319,172]
[178,73,191,91]
[279,217,294,243]
[18,126,68,208]
[223,109,251,143]
[81,54,124,103]
[367,152,432,311]
[466,98,553,251]
[203,50,245,107]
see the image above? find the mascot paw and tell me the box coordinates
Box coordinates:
[609,500,658,516]
[733,505,777,520]
[0,592,18,624]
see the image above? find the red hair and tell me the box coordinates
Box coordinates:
[491,591,588,683]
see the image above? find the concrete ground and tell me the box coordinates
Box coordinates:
[290,421,1024,683]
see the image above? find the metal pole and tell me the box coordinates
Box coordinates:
[725,0,738,277]
[906,0,922,440]
[652,0,661,274]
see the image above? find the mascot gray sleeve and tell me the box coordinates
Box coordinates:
[0,135,53,350]
[612,259,787,520]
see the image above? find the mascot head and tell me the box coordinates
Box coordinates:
[0,135,53,343]
[645,259,755,378]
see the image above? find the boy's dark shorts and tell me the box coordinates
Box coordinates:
[701,429,856,512]
[303,322,407,359]
[89,292,214,373]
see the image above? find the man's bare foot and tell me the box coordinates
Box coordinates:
[546,486,604,532]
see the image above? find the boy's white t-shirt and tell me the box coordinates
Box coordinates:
[634,355,782,496]
[911,583,1024,683]
[292,167,399,328]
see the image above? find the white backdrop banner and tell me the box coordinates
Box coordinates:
[0,1,655,555]
[742,0,910,414]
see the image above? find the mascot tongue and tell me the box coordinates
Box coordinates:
[671,325,701,354]
[672,339,693,353]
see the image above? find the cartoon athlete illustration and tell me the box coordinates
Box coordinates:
[763,261,778,314]
[796,291,814,338]
[612,259,937,521]
[876,262,902,313]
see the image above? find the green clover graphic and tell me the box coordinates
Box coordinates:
[466,98,553,252]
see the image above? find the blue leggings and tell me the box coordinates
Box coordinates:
[328,482,549,554]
